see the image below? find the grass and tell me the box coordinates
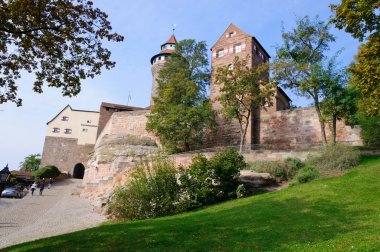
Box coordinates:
[3,156,380,252]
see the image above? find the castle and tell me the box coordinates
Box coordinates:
[41,23,362,181]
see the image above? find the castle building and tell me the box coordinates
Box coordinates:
[40,23,362,180]
[209,23,291,147]
[40,105,99,178]
[150,34,177,106]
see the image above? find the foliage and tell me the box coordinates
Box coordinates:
[9,157,380,251]
[331,1,380,116]
[330,0,380,41]
[110,149,246,220]
[236,184,246,198]
[34,165,61,179]
[146,39,215,153]
[180,149,246,208]
[306,144,360,171]
[18,153,41,172]
[215,56,274,152]
[290,166,320,186]
[0,0,124,106]
[359,113,380,147]
[249,157,303,181]
[318,59,359,143]
[272,15,336,144]
[109,155,184,220]
[348,36,380,116]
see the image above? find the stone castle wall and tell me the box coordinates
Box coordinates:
[258,107,362,147]
[40,136,94,175]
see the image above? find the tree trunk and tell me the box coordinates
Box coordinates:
[332,115,337,144]
[239,115,251,153]
[314,103,327,145]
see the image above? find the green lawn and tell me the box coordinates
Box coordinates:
[3,156,380,252]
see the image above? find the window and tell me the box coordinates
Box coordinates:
[64,128,72,134]
[216,49,224,58]
[253,44,257,52]
[52,128,60,133]
[228,64,233,70]
[227,32,235,38]
[233,43,242,53]
[61,116,69,121]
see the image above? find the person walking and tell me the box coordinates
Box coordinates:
[39,179,45,196]
[48,178,53,189]
[31,182,37,196]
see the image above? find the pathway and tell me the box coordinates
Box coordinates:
[0,179,106,249]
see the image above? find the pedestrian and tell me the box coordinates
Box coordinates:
[48,178,53,189]
[39,179,45,196]
[31,182,37,196]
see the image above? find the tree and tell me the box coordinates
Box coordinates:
[0,0,123,106]
[146,39,215,153]
[331,0,380,116]
[348,35,380,116]
[330,0,380,42]
[19,153,41,172]
[318,59,359,143]
[215,56,274,152]
[272,16,335,144]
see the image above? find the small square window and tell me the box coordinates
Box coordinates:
[52,128,60,133]
[64,128,72,134]
[61,116,69,121]
[233,43,242,53]
[106,107,110,111]
[228,64,233,70]
[216,49,224,58]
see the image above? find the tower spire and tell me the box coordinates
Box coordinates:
[172,24,177,35]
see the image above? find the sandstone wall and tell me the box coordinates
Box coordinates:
[81,110,159,211]
[40,136,94,174]
[258,107,362,147]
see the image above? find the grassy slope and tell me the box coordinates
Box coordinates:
[4,156,380,252]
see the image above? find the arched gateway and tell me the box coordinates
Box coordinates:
[73,163,85,179]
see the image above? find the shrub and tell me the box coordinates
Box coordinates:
[109,155,184,220]
[290,166,320,186]
[110,149,247,220]
[34,165,61,179]
[180,149,246,209]
[248,157,304,181]
[236,184,246,198]
[360,115,380,147]
[306,144,360,171]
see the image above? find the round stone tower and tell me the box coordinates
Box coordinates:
[150,34,177,106]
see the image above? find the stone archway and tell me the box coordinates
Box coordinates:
[73,163,85,179]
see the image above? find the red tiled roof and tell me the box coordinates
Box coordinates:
[160,49,175,54]
[165,34,177,44]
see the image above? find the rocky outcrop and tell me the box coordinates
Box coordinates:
[80,110,159,213]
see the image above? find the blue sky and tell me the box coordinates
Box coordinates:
[0,0,360,170]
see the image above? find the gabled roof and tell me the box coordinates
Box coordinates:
[100,102,145,111]
[277,86,292,102]
[211,23,271,58]
[46,105,99,125]
[211,23,249,49]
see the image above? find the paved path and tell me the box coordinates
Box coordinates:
[0,179,106,249]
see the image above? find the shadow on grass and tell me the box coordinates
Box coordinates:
[3,195,372,252]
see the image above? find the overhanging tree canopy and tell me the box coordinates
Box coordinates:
[0,0,123,106]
